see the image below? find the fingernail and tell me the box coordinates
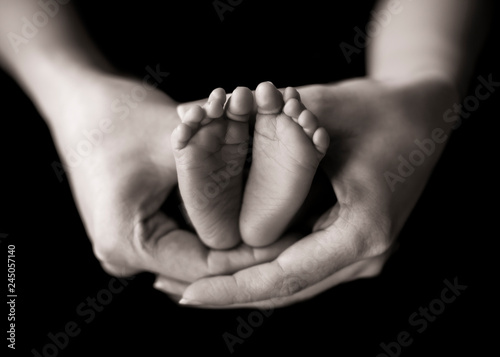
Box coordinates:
[153,280,165,291]
[179,298,202,306]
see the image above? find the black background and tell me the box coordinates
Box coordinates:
[1,0,498,356]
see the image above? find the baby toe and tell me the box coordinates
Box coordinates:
[226,86,254,122]
[283,98,304,119]
[255,82,283,115]
[298,110,319,138]
[182,105,206,129]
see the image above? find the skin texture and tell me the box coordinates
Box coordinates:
[168,75,459,307]
[0,0,491,308]
[49,74,300,284]
[239,83,329,247]
[171,87,253,250]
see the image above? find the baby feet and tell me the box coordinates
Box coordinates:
[172,82,329,249]
[239,82,330,247]
[171,87,253,249]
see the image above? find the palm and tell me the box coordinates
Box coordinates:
[54,75,294,287]
[178,77,458,307]
[299,78,456,240]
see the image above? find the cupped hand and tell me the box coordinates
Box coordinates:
[173,75,458,307]
[49,71,295,295]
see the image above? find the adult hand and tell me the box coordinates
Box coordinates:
[174,75,458,307]
[49,71,295,295]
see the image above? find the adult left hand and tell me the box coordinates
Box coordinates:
[156,75,457,308]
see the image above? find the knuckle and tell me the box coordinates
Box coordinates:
[365,234,392,258]
[355,215,394,259]
[358,257,386,279]
[99,262,129,277]
[207,253,231,276]
[91,217,143,268]
[365,262,384,278]
[94,242,140,278]
[92,233,128,268]
[279,275,308,297]
[88,210,147,276]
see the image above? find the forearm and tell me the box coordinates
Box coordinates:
[0,0,114,123]
[367,0,492,96]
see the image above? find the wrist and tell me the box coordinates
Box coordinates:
[368,71,460,102]
[371,73,461,135]
[14,46,116,126]
[315,74,460,140]
[44,66,180,155]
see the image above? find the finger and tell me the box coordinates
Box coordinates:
[179,207,377,306]
[99,261,141,278]
[136,212,298,283]
[202,243,397,309]
[153,276,189,296]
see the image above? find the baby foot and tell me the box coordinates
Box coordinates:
[172,87,253,249]
[240,82,329,247]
